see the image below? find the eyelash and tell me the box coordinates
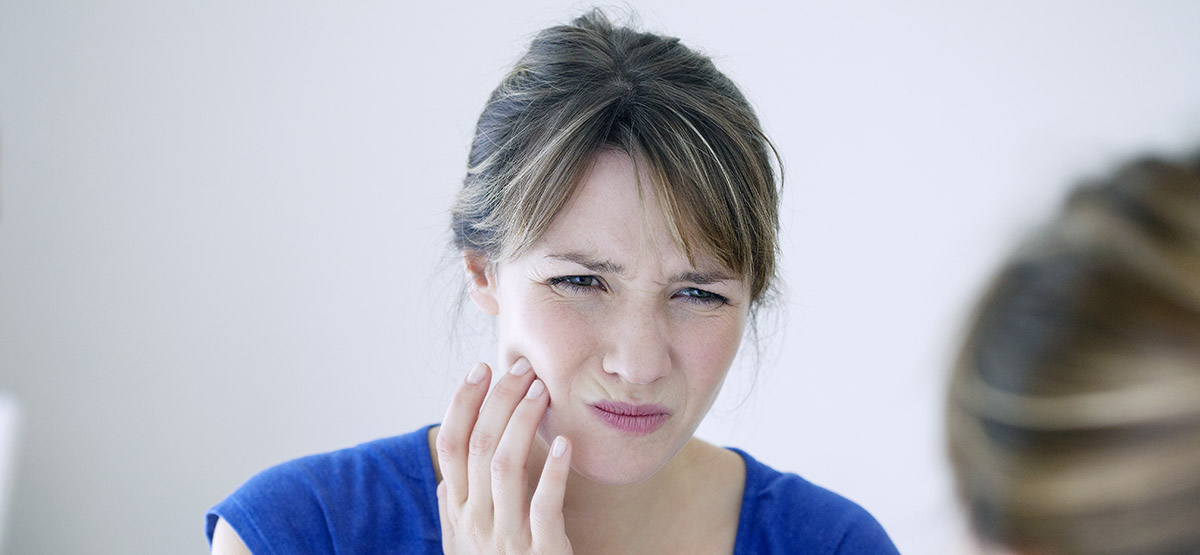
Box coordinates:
[547,275,606,292]
[546,275,729,307]
[676,287,729,306]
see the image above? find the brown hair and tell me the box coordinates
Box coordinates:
[449,9,781,302]
[947,155,1200,554]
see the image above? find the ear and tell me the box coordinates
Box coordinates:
[464,251,499,316]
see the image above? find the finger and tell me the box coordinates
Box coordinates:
[491,378,550,532]
[530,435,572,552]
[465,358,537,520]
[437,481,456,554]
[436,362,491,506]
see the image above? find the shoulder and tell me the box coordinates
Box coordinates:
[205,424,442,554]
[731,448,899,555]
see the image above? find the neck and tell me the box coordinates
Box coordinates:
[427,426,740,554]
[524,436,702,553]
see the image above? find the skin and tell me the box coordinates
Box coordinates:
[211,150,750,554]
[435,150,750,554]
[210,518,251,555]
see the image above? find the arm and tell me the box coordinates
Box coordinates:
[211,517,253,555]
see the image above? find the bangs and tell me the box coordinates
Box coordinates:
[486,88,777,299]
[454,11,780,301]
[623,97,778,299]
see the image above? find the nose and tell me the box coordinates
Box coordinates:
[601,302,672,385]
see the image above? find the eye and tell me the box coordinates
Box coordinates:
[547,275,606,293]
[674,287,729,306]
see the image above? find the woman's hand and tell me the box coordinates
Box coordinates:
[436,359,574,554]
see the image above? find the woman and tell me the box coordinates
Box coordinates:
[208,11,897,554]
[947,154,1200,554]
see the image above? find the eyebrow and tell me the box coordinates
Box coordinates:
[544,252,735,284]
[671,270,734,285]
[545,252,626,275]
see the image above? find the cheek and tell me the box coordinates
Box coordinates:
[498,291,596,388]
[676,314,745,394]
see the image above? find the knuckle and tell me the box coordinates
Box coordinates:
[435,432,460,458]
[529,497,554,520]
[489,452,515,477]
[468,431,496,456]
[451,381,481,403]
[490,378,519,399]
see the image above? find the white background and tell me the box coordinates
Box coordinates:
[2,1,1200,553]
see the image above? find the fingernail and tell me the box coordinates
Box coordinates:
[509,358,531,376]
[550,436,567,458]
[525,379,545,399]
[465,363,487,385]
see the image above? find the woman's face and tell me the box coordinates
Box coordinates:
[468,150,752,485]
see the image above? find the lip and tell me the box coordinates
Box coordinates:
[589,401,672,436]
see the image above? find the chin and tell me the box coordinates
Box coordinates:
[572,449,668,485]
[539,415,687,486]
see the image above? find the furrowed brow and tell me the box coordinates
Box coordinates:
[545,252,627,275]
[671,270,735,285]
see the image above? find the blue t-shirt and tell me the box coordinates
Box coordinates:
[207,425,898,554]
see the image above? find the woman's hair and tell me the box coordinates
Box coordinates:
[450,9,781,302]
[947,154,1200,554]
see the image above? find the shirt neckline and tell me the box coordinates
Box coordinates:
[414,423,757,551]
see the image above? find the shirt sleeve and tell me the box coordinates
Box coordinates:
[204,427,444,555]
[206,459,338,555]
[733,447,900,554]
[832,504,901,555]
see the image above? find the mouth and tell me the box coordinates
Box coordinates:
[589,400,672,436]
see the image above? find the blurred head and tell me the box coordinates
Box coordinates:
[947,155,1200,554]
[448,10,780,483]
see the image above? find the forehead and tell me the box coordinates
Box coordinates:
[566,150,647,223]
[535,151,667,255]
[530,150,701,267]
